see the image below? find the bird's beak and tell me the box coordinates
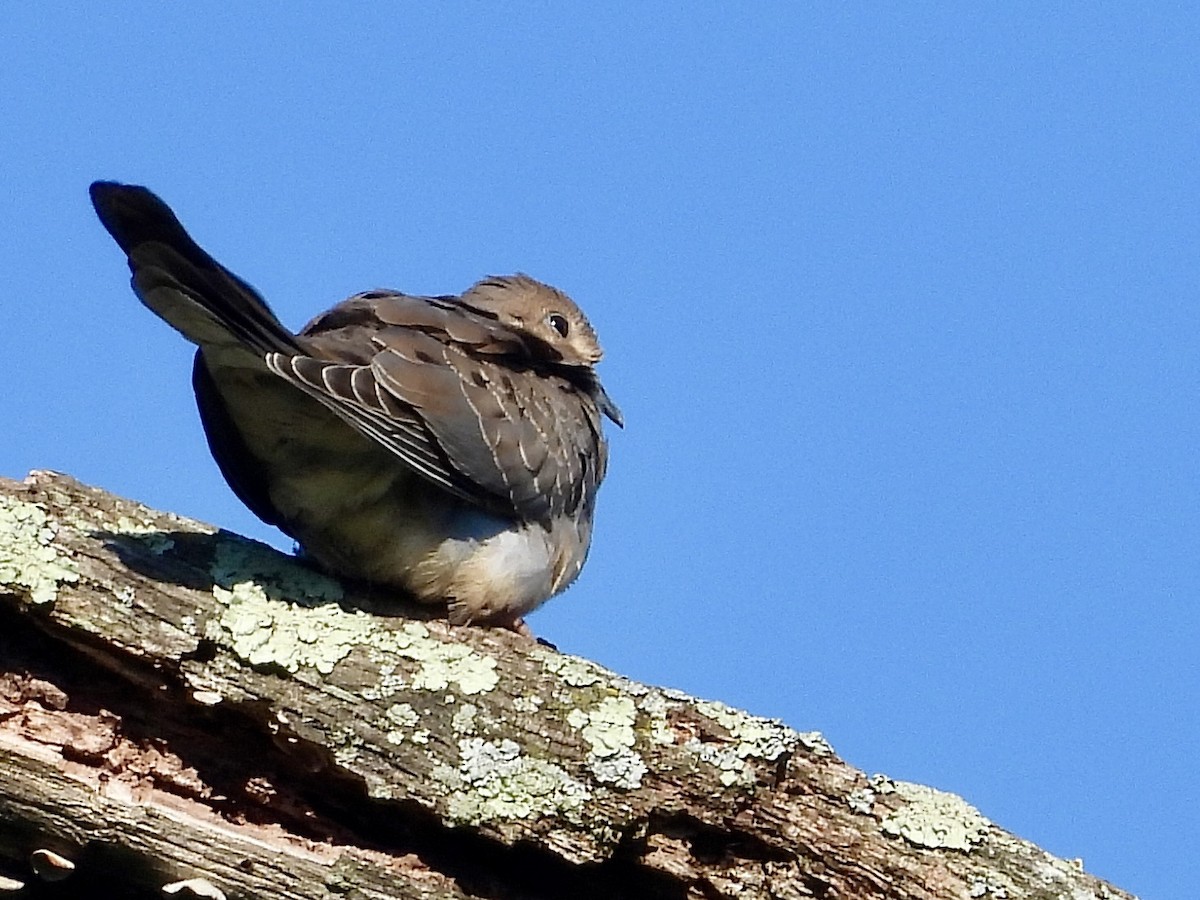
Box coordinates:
[595,382,624,429]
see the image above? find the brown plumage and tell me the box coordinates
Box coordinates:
[89,181,621,630]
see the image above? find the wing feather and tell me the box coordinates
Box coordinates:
[267,292,607,522]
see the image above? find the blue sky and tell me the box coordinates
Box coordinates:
[3,6,1196,897]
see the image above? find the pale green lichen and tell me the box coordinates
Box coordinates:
[686,737,753,787]
[114,515,176,555]
[673,700,815,788]
[566,708,589,729]
[695,699,802,762]
[638,691,678,745]
[569,695,646,789]
[331,724,366,767]
[637,691,672,717]
[648,719,676,746]
[611,677,649,696]
[847,787,876,815]
[587,748,648,789]
[388,705,422,734]
[210,540,344,604]
[446,737,590,825]
[578,696,638,756]
[512,695,542,714]
[366,623,499,695]
[209,539,354,674]
[407,639,498,695]
[213,585,372,674]
[880,781,991,851]
[796,730,834,756]
[968,872,1011,898]
[0,496,80,605]
[871,773,896,793]
[384,702,420,745]
[206,544,499,693]
[360,666,406,701]
[452,703,479,734]
[540,652,606,687]
[1028,855,1114,899]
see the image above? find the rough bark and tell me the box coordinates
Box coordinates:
[0,470,1133,900]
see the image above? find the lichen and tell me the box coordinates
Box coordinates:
[406,638,499,695]
[209,539,344,605]
[446,737,590,824]
[208,537,351,676]
[796,730,834,756]
[694,699,803,763]
[587,748,648,789]
[638,691,678,745]
[880,781,991,851]
[213,583,372,674]
[114,515,176,555]
[540,652,607,687]
[360,667,406,701]
[847,787,876,815]
[512,695,542,714]
[968,872,1011,898]
[577,696,638,756]
[384,702,421,744]
[366,623,499,695]
[388,705,422,734]
[206,544,499,693]
[452,703,479,734]
[0,496,79,605]
[569,695,646,789]
[331,725,364,767]
[686,737,753,787]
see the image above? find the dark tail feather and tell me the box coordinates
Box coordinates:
[89,181,302,356]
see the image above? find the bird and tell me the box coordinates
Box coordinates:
[88,181,621,632]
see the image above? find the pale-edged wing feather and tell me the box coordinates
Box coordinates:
[270,292,606,522]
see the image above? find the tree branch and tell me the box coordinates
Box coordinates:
[0,470,1132,899]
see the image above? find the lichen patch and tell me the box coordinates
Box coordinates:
[880,781,991,851]
[446,737,590,825]
[694,699,802,763]
[383,702,423,745]
[205,546,499,693]
[586,748,648,790]
[540,652,607,687]
[208,539,354,674]
[213,584,372,675]
[209,540,344,606]
[577,696,637,757]
[451,703,479,734]
[113,516,176,555]
[638,691,678,746]
[0,496,80,605]
[569,694,646,789]
[406,640,498,695]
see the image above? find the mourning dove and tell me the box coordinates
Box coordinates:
[89,181,621,631]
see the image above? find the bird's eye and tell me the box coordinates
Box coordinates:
[547,313,570,338]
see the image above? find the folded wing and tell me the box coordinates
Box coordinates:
[271,292,607,523]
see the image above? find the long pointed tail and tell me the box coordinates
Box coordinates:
[89,182,302,357]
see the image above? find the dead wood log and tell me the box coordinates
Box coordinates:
[0,470,1133,899]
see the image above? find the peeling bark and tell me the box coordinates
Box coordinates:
[0,471,1134,900]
